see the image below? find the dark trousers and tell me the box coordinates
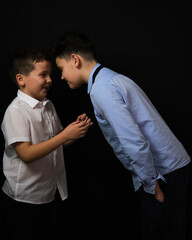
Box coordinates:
[0,190,68,240]
[138,163,191,240]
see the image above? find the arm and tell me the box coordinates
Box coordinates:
[91,84,158,194]
[13,119,92,163]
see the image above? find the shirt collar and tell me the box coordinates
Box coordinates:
[87,63,101,94]
[17,90,49,108]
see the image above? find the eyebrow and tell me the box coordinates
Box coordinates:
[39,70,51,75]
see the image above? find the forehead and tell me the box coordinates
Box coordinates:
[56,57,68,66]
[33,60,52,71]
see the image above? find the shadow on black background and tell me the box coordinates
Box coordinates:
[0,1,191,239]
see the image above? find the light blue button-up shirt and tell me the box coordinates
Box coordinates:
[88,64,191,194]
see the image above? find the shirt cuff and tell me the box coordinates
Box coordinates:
[143,173,166,195]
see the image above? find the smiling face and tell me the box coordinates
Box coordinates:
[56,56,84,89]
[16,60,52,101]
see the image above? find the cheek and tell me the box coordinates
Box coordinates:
[26,80,36,88]
[67,69,77,80]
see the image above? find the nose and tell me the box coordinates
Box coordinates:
[61,72,65,80]
[47,75,52,83]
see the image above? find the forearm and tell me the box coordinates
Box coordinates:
[13,132,68,163]
[13,117,92,163]
[63,139,76,147]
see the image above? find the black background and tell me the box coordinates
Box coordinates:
[0,1,191,239]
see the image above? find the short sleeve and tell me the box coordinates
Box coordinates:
[1,106,31,147]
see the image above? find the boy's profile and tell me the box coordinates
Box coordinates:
[1,49,92,239]
[53,31,191,240]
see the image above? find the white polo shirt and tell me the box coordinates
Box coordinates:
[1,90,68,204]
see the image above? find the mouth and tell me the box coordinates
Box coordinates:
[42,86,50,93]
[42,84,51,90]
[64,80,71,86]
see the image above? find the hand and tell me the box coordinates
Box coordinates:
[76,113,93,127]
[76,113,87,122]
[63,118,92,141]
[155,180,164,203]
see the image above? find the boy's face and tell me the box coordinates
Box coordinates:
[17,60,52,101]
[56,57,84,89]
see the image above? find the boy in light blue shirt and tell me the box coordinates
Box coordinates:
[53,31,191,240]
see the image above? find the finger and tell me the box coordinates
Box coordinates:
[77,119,89,127]
[89,121,94,126]
[85,118,92,124]
[79,113,87,121]
[79,132,86,138]
[68,121,78,126]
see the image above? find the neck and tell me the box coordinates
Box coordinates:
[83,60,98,84]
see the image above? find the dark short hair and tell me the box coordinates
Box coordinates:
[9,49,51,85]
[52,31,97,61]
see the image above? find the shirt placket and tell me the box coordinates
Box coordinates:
[44,110,54,139]
[44,109,57,170]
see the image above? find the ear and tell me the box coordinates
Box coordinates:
[16,74,25,87]
[71,54,81,68]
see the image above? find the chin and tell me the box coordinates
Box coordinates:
[69,86,76,90]
[68,83,83,90]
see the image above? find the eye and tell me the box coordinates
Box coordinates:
[40,72,47,78]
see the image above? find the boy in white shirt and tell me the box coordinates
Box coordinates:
[1,49,92,239]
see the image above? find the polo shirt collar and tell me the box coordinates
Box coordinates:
[17,90,49,108]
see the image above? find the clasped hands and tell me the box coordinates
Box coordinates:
[75,113,93,137]
[63,113,93,142]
